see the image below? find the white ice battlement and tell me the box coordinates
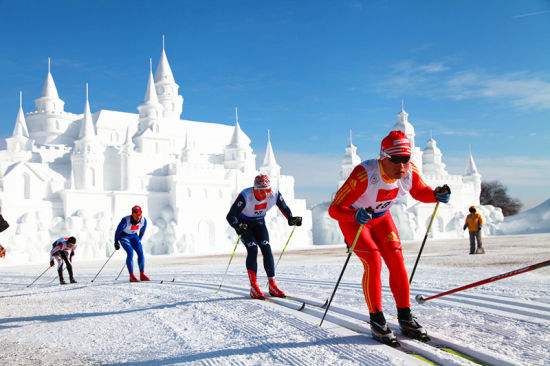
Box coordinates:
[0,47,313,264]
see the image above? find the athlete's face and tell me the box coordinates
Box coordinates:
[381,155,411,179]
[253,188,272,201]
[131,212,142,221]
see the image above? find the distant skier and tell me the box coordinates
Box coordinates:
[114,205,150,282]
[226,174,302,300]
[0,245,5,259]
[463,206,484,254]
[0,213,9,259]
[328,130,451,345]
[49,236,77,284]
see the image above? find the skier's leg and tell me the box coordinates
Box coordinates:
[373,215,410,309]
[60,251,75,283]
[339,220,382,312]
[119,237,136,279]
[469,232,476,254]
[241,228,264,299]
[55,255,65,284]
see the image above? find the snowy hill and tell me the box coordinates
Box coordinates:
[497,198,550,235]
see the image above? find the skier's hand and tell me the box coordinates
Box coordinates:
[0,245,5,258]
[434,184,451,203]
[49,259,54,267]
[354,207,372,225]
[288,216,302,226]
[114,241,120,250]
[463,224,467,231]
[235,223,248,236]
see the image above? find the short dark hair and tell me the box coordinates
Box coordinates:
[469,206,476,213]
[67,236,76,244]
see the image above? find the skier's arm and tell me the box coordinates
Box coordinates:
[408,163,438,203]
[139,219,147,240]
[114,218,126,242]
[328,165,369,223]
[226,194,246,229]
[276,192,292,219]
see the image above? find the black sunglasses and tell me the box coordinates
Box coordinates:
[389,155,411,164]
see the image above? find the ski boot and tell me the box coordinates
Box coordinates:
[369,311,399,347]
[140,272,151,281]
[129,273,139,283]
[268,278,286,298]
[247,270,265,300]
[475,247,485,254]
[69,277,77,284]
[398,307,430,342]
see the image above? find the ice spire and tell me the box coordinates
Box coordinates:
[124,125,134,147]
[13,91,29,138]
[260,129,281,177]
[465,146,479,175]
[392,100,415,147]
[41,57,60,98]
[35,57,65,113]
[262,130,279,168]
[228,107,249,147]
[339,130,361,184]
[144,58,159,103]
[155,35,175,84]
[79,83,96,139]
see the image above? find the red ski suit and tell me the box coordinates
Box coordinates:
[328,160,436,313]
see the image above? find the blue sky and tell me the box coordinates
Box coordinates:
[0,0,549,209]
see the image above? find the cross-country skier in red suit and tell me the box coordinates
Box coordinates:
[226,174,302,300]
[328,130,451,345]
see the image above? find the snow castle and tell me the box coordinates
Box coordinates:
[312,106,504,244]
[0,46,312,263]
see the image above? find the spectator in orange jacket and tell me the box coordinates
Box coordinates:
[463,206,484,254]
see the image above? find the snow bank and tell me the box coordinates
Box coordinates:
[496,198,550,235]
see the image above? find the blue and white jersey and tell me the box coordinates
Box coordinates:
[226,187,293,229]
[115,215,147,242]
[239,187,278,219]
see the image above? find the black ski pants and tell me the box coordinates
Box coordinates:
[55,251,74,280]
[241,219,275,277]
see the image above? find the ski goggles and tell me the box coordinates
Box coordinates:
[388,155,411,164]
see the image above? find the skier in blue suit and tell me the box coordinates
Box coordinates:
[114,205,150,282]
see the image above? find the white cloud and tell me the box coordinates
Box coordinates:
[380,61,550,110]
[512,10,550,19]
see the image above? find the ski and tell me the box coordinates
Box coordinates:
[286,295,328,310]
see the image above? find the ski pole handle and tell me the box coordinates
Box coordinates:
[416,259,550,304]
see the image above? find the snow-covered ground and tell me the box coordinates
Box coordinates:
[1,233,549,365]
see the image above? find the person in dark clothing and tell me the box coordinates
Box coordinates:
[49,236,77,284]
[226,174,302,299]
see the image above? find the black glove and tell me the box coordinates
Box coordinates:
[235,223,248,236]
[434,184,451,203]
[114,241,120,250]
[463,224,467,231]
[49,259,54,267]
[288,216,302,226]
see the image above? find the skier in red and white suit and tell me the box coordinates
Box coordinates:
[328,130,450,344]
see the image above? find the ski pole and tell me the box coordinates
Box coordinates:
[320,223,364,327]
[91,250,116,283]
[416,259,550,304]
[409,201,440,284]
[275,226,297,269]
[115,263,126,281]
[215,235,241,294]
[27,266,51,287]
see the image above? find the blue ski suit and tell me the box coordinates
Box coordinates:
[115,215,147,273]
